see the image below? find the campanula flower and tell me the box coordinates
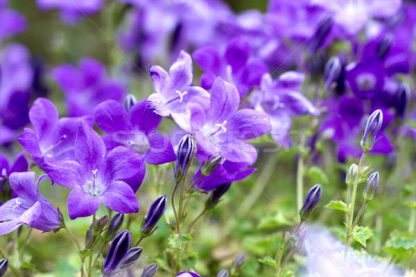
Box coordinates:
[104,230,131,273]
[191,77,271,165]
[54,122,141,219]
[94,99,175,166]
[0,172,61,235]
[251,72,318,148]
[176,271,201,277]
[0,152,28,182]
[141,195,167,235]
[193,37,268,96]
[148,51,210,131]
[0,1,26,42]
[52,58,124,116]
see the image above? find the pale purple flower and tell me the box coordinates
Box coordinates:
[301,225,403,276]
[58,122,141,219]
[311,0,402,35]
[52,58,124,117]
[191,77,271,165]
[94,99,175,166]
[0,172,61,235]
[148,51,210,131]
[176,272,201,277]
[251,72,319,148]
[36,0,104,23]
[0,1,26,42]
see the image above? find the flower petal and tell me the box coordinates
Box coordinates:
[208,77,240,123]
[149,65,169,93]
[67,188,100,219]
[18,128,42,157]
[75,121,106,170]
[169,50,193,90]
[146,133,176,165]
[103,181,139,214]
[29,98,58,141]
[228,109,271,140]
[192,46,223,74]
[105,146,143,181]
[0,201,41,236]
[130,100,161,134]
[220,140,258,165]
[10,152,28,173]
[9,172,37,200]
[94,100,130,133]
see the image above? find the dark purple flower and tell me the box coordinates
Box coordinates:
[364,171,379,199]
[148,51,210,131]
[0,152,28,182]
[346,59,385,99]
[0,258,7,276]
[52,58,124,116]
[361,109,383,151]
[120,247,142,269]
[108,213,124,236]
[193,37,268,96]
[104,230,131,273]
[141,263,158,277]
[175,134,196,182]
[0,172,61,235]
[94,99,175,166]
[0,1,26,42]
[36,0,104,23]
[141,195,167,234]
[251,72,318,148]
[52,122,141,219]
[300,184,322,220]
[191,77,271,165]
[207,182,232,207]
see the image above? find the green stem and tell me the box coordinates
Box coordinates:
[134,236,145,247]
[19,228,32,263]
[171,181,180,233]
[187,206,209,232]
[352,202,368,227]
[296,151,305,213]
[88,214,96,277]
[409,207,416,233]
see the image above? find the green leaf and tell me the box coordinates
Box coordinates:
[258,212,292,230]
[258,256,277,268]
[168,233,193,250]
[405,201,416,209]
[306,166,329,185]
[352,226,373,247]
[385,234,416,258]
[324,200,348,212]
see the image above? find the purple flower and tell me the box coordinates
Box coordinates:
[0,1,26,42]
[0,172,61,236]
[36,0,103,23]
[94,99,175,166]
[0,152,28,181]
[18,98,84,184]
[104,230,131,273]
[0,44,34,143]
[251,72,319,148]
[141,195,167,234]
[193,37,268,96]
[194,161,255,192]
[58,122,141,219]
[148,51,210,131]
[52,58,124,117]
[176,272,201,277]
[191,77,271,165]
[311,0,402,35]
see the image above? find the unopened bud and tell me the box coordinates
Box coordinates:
[120,247,143,269]
[324,56,342,92]
[376,34,392,60]
[345,163,359,186]
[207,183,232,208]
[141,195,167,235]
[141,264,158,277]
[364,172,379,200]
[201,155,224,176]
[232,254,245,268]
[108,213,124,236]
[124,94,137,111]
[309,16,333,53]
[0,259,8,276]
[299,184,322,221]
[217,269,229,277]
[360,109,383,151]
[395,83,410,118]
[104,231,131,273]
[175,134,196,182]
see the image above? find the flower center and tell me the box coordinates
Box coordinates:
[83,169,104,196]
[42,134,68,157]
[357,73,376,91]
[165,90,188,105]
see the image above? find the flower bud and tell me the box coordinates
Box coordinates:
[364,172,379,200]
[376,34,392,60]
[360,109,383,151]
[217,269,229,277]
[141,195,167,235]
[201,155,224,176]
[175,134,196,182]
[0,259,8,276]
[176,272,201,277]
[232,254,245,268]
[141,263,158,277]
[299,184,322,221]
[308,16,333,53]
[104,230,131,273]
[120,247,143,269]
[395,83,410,118]
[85,215,108,247]
[345,163,359,186]
[324,56,342,92]
[207,183,232,208]
[124,94,137,111]
[108,213,124,236]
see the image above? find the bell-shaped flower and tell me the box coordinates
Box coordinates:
[0,172,61,236]
[94,99,175,167]
[148,51,210,131]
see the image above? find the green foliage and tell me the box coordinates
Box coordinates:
[325,200,349,212]
[352,226,374,247]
